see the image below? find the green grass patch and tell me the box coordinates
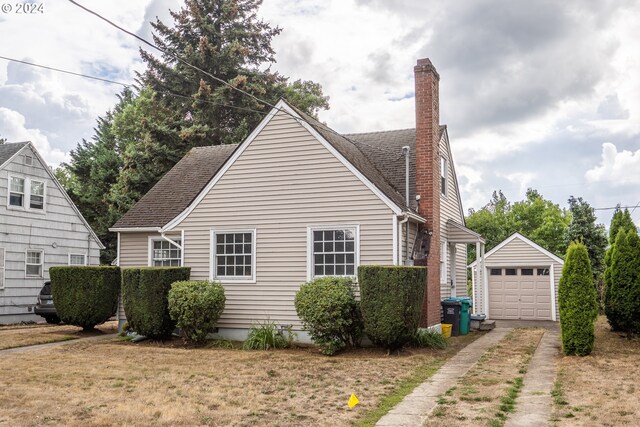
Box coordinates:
[354,360,444,427]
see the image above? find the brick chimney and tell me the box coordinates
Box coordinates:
[414,58,441,327]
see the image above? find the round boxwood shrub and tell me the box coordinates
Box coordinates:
[49,266,120,331]
[168,280,226,344]
[558,242,598,356]
[358,265,427,352]
[294,277,362,355]
[122,267,190,339]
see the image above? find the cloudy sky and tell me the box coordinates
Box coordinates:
[1,0,639,227]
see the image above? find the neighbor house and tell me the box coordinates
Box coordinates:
[0,142,104,324]
[111,58,485,339]
[469,232,563,321]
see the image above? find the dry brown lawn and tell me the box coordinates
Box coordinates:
[552,316,640,426]
[425,328,544,427]
[0,332,480,427]
[0,321,117,350]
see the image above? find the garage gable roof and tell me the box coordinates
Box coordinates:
[468,232,564,267]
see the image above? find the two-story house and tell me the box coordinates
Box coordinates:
[0,142,103,324]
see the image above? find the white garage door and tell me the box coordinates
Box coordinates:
[488,267,552,320]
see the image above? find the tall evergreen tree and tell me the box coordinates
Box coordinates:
[563,196,608,280]
[604,206,637,300]
[604,230,640,335]
[558,241,598,356]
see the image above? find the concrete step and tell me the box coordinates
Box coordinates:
[479,320,496,331]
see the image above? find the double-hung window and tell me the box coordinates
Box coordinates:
[151,240,182,266]
[310,226,358,278]
[30,180,45,210]
[0,248,5,289]
[212,231,255,281]
[26,250,43,277]
[9,177,25,207]
[440,157,448,197]
[440,241,448,284]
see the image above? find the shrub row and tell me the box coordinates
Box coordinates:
[295,266,429,354]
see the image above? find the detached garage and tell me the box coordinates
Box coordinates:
[469,233,563,321]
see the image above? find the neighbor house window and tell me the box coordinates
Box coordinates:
[69,254,86,266]
[26,250,43,277]
[151,240,182,266]
[24,155,33,166]
[9,177,25,207]
[30,180,45,210]
[440,157,448,196]
[521,268,534,276]
[213,231,255,280]
[0,248,5,289]
[440,241,447,284]
[310,227,357,278]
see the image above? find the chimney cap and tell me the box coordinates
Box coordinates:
[414,58,440,79]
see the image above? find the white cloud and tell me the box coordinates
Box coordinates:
[0,108,68,166]
[585,143,640,185]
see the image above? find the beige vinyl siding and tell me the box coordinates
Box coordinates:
[174,110,395,329]
[438,134,468,300]
[400,220,419,262]
[0,146,101,323]
[473,237,562,320]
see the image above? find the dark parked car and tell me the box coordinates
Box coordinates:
[34,281,61,324]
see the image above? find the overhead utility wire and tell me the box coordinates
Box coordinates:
[0,55,269,116]
[0,55,129,87]
[65,0,405,158]
[593,205,640,211]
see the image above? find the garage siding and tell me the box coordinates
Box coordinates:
[472,235,562,321]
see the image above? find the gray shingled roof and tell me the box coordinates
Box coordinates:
[113,108,445,229]
[0,142,28,167]
[112,144,239,228]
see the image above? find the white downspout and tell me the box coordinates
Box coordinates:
[160,232,183,252]
[398,214,409,265]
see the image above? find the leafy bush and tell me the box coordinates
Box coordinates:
[358,265,427,352]
[558,242,598,355]
[243,320,295,350]
[412,329,448,349]
[168,280,226,344]
[49,266,120,331]
[604,230,640,334]
[122,267,190,339]
[294,276,362,355]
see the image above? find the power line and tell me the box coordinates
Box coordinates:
[0,55,130,87]
[64,0,406,158]
[593,205,640,211]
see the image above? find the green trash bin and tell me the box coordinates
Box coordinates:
[446,297,471,335]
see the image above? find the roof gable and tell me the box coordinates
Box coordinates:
[0,142,28,169]
[440,127,466,222]
[161,100,410,231]
[468,232,564,267]
[3,142,104,249]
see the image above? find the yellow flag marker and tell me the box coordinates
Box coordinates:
[348,393,360,409]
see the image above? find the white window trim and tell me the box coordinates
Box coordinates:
[440,240,448,285]
[306,224,360,281]
[209,229,257,283]
[7,174,47,213]
[0,247,5,289]
[440,156,448,198]
[25,249,44,278]
[148,236,183,267]
[68,253,88,266]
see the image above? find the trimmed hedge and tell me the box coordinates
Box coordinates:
[294,277,362,355]
[558,242,598,356]
[122,267,190,339]
[358,265,427,351]
[604,230,640,334]
[168,280,226,344]
[49,266,120,331]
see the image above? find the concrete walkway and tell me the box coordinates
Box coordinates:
[376,327,513,426]
[505,329,560,427]
[0,333,117,357]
